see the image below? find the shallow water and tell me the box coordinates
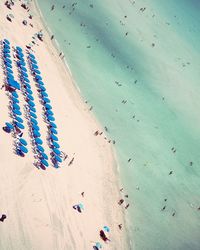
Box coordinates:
[37,0,200,249]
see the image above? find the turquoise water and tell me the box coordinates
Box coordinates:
[37,1,200,249]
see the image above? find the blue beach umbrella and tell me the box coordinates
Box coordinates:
[31,58,37,64]
[51,134,58,141]
[22,72,28,78]
[32,63,38,69]
[29,106,36,113]
[50,122,57,128]
[19,138,27,146]
[46,110,54,116]
[50,127,57,134]
[19,61,25,66]
[34,69,41,74]
[12,91,18,98]
[19,145,28,153]
[21,66,27,72]
[103,226,110,232]
[43,97,50,103]
[35,75,42,80]
[28,101,35,107]
[35,137,43,145]
[33,130,41,138]
[23,77,30,83]
[54,155,62,163]
[41,92,48,97]
[40,86,46,91]
[47,115,55,121]
[25,83,31,89]
[37,80,44,85]
[27,94,34,101]
[29,53,35,59]
[33,124,40,131]
[52,141,60,148]
[41,159,49,167]
[53,148,61,155]
[45,104,52,110]
[13,103,20,110]
[12,97,19,103]
[16,46,22,51]
[15,122,25,129]
[6,63,12,69]
[13,109,22,116]
[30,111,37,118]
[4,53,11,59]
[4,39,10,44]
[4,44,10,49]
[5,122,14,129]
[41,152,48,160]
[26,88,33,95]
[15,116,23,123]
[30,118,38,125]
[37,145,44,152]
[5,58,12,64]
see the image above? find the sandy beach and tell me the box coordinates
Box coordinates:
[0,1,128,249]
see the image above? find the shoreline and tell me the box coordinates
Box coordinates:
[0,0,130,249]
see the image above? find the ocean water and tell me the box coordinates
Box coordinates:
[36,0,200,249]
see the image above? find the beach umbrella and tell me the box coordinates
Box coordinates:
[30,111,37,119]
[15,122,25,129]
[21,66,27,72]
[23,77,30,83]
[37,80,44,85]
[4,43,10,49]
[52,141,60,148]
[29,106,36,113]
[30,118,38,125]
[33,124,40,131]
[26,88,33,95]
[41,159,49,167]
[28,100,35,107]
[4,39,10,44]
[4,53,11,58]
[41,152,48,160]
[50,122,57,128]
[40,86,46,91]
[27,94,34,100]
[31,58,37,64]
[45,104,52,110]
[8,80,20,90]
[13,109,22,116]
[12,97,19,103]
[34,69,41,74]
[103,226,110,232]
[22,72,28,78]
[46,110,53,116]
[5,58,12,64]
[7,67,13,73]
[43,97,50,103]
[35,137,43,145]
[41,92,48,97]
[78,203,84,210]
[12,91,18,98]
[15,116,23,123]
[16,46,22,52]
[33,130,41,138]
[50,127,57,134]
[37,145,44,152]
[6,63,12,69]
[47,115,55,121]
[35,75,42,81]
[25,83,31,89]
[19,61,26,66]
[53,148,61,155]
[54,155,62,163]
[5,122,14,129]
[19,138,27,146]
[13,103,20,110]
[29,54,35,59]
[32,64,38,69]
[95,242,102,249]
[51,134,58,141]
[19,145,28,153]
[4,49,10,54]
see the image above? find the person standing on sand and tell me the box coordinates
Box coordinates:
[0,214,7,222]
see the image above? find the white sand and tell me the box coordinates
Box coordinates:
[0,1,128,249]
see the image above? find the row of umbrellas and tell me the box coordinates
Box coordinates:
[16,47,49,168]
[29,53,62,167]
[2,39,28,156]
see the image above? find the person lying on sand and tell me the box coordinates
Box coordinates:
[99,230,110,242]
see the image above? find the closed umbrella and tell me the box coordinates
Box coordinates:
[20,145,28,153]
[19,138,27,146]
